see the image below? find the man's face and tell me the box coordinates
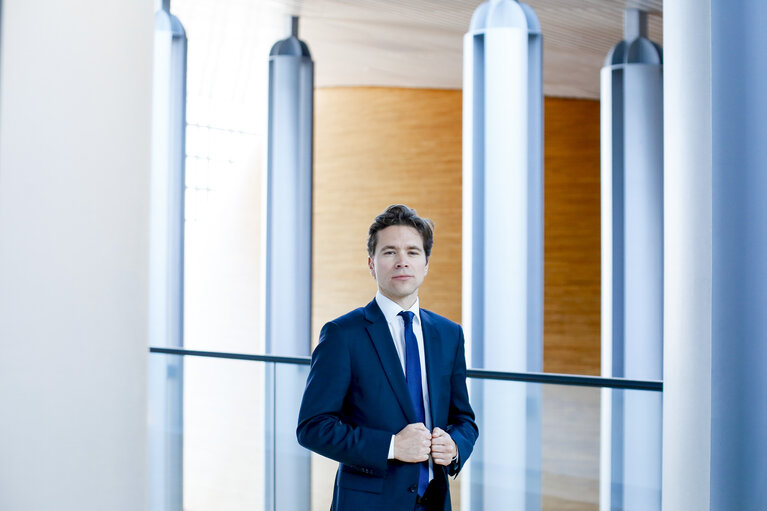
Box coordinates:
[368,225,429,309]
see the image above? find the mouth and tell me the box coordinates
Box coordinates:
[392,275,413,280]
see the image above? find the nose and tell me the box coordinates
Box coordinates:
[395,256,408,268]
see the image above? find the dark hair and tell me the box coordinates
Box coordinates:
[367,204,434,259]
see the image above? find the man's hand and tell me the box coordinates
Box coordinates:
[394,423,432,463]
[430,427,457,466]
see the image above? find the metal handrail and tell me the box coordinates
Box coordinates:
[466,368,662,391]
[149,346,663,392]
[151,346,310,365]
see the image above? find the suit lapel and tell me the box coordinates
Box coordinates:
[421,310,442,427]
[364,299,416,423]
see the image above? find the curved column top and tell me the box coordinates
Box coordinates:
[468,0,540,35]
[155,7,186,38]
[605,9,662,67]
[270,16,312,57]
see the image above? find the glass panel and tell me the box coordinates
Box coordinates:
[268,362,311,510]
[150,353,661,511]
[602,388,663,510]
[542,384,599,510]
[150,353,313,511]
[464,379,662,511]
[149,354,263,510]
[181,355,267,510]
[310,452,337,511]
[149,353,184,511]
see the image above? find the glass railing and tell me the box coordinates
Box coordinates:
[149,347,662,511]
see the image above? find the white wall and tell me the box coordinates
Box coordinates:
[0,1,154,510]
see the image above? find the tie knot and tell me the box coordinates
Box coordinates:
[398,310,415,326]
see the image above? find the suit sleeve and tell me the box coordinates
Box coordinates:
[445,326,479,476]
[296,321,392,475]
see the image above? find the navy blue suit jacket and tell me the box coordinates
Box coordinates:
[297,299,478,511]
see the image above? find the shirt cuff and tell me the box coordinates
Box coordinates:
[388,435,396,459]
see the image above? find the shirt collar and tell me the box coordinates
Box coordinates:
[375,291,421,325]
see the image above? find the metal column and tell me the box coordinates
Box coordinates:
[600,9,663,511]
[462,1,543,509]
[664,0,767,509]
[149,2,187,509]
[263,16,313,511]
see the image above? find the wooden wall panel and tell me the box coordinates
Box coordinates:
[312,88,601,375]
[312,87,463,346]
[543,97,601,375]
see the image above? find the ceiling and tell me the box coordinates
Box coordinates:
[272,0,663,99]
[170,0,663,111]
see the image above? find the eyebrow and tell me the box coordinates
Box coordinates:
[379,244,423,252]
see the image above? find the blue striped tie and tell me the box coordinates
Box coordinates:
[399,310,430,496]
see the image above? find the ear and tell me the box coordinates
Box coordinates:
[368,256,376,279]
[424,257,429,275]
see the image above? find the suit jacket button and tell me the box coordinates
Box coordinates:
[408,485,417,493]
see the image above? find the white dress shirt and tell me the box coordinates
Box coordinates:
[375,292,433,481]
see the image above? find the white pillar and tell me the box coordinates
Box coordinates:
[708,0,767,507]
[0,1,154,510]
[663,0,713,506]
[600,9,663,511]
[149,3,187,510]
[462,1,543,509]
[664,0,767,509]
[264,16,313,511]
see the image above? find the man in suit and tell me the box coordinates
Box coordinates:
[297,204,478,511]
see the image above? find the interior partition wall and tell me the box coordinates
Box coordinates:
[0,1,154,509]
